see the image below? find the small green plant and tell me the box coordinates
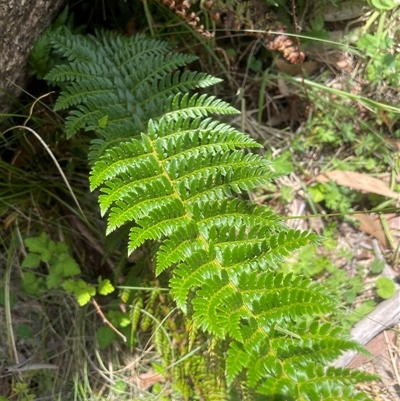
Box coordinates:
[356,33,400,87]
[308,181,359,214]
[22,232,81,293]
[302,15,330,42]
[350,0,399,85]
[22,232,114,306]
[368,0,397,9]
[11,382,35,401]
[343,300,377,330]
[29,7,70,79]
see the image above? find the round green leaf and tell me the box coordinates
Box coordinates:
[376,277,396,299]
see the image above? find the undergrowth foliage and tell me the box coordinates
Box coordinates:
[44,27,376,400]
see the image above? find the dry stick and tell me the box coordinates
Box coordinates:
[3,236,21,380]
[5,363,59,373]
[92,299,127,343]
[334,241,400,368]
[23,91,54,126]
[334,290,400,368]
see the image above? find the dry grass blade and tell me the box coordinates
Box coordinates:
[2,125,88,223]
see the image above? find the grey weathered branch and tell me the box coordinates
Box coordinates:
[334,290,400,368]
[334,240,400,368]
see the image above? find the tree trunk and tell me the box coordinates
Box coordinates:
[0,0,65,115]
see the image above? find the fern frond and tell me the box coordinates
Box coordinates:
[129,296,143,332]
[272,321,367,365]
[107,183,176,232]
[30,31,53,80]
[93,29,172,63]
[46,27,374,400]
[46,28,220,147]
[148,116,261,148]
[128,198,190,253]
[90,114,278,227]
[90,136,153,191]
[157,225,204,275]
[188,354,228,401]
[141,289,161,330]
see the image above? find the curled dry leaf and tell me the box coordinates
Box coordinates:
[315,170,399,199]
[353,213,389,249]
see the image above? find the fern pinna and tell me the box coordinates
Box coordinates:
[45,27,375,400]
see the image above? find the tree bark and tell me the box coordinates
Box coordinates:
[0,0,65,115]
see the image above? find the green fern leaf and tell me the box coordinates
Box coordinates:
[128,198,192,254]
[257,362,377,399]
[162,93,239,121]
[46,28,224,147]
[45,27,374,400]
[157,225,204,275]
[50,27,97,63]
[170,249,219,312]
[89,136,153,191]
[226,342,250,385]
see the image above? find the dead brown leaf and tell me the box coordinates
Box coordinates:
[315,170,399,199]
[135,371,165,390]
[274,59,319,76]
[349,330,395,369]
[353,213,389,249]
